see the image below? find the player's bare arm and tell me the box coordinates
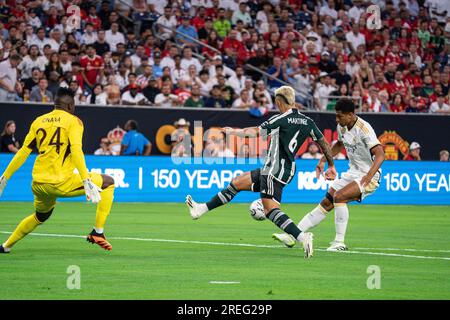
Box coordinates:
[361,145,385,187]
[316,137,337,180]
[221,126,259,138]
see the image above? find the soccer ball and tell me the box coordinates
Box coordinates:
[249,199,266,221]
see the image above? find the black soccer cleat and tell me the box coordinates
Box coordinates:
[0,245,10,254]
[86,229,113,251]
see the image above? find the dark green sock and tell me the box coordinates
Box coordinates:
[206,183,239,211]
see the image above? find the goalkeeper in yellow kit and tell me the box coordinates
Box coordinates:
[0,88,115,253]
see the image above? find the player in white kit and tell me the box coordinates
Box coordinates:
[273,99,385,251]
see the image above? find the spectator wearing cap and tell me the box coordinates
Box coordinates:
[171,118,192,157]
[30,78,53,103]
[213,8,232,38]
[106,22,125,52]
[17,45,47,80]
[430,93,450,114]
[150,52,163,78]
[232,2,252,27]
[176,16,199,48]
[404,142,421,161]
[439,150,449,162]
[209,55,236,79]
[0,54,22,102]
[121,120,152,156]
[154,84,180,107]
[184,84,205,108]
[121,83,147,106]
[157,6,178,40]
[318,51,337,74]
[142,76,161,104]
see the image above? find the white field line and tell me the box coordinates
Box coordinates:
[1,231,449,261]
[209,281,240,284]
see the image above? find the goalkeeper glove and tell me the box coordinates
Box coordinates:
[0,176,6,197]
[83,179,102,203]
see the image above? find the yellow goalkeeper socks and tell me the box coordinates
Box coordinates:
[94,184,114,233]
[4,213,41,249]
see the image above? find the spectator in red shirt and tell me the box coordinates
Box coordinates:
[80,45,104,91]
[390,93,405,113]
[388,70,410,97]
[192,6,207,31]
[222,29,242,56]
[86,4,102,30]
[274,38,291,60]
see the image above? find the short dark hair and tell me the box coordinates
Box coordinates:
[335,98,355,113]
[127,120,138,130]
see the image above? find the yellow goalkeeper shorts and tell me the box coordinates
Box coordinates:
[31,172,103,213]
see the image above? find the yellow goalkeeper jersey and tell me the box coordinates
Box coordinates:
[19,109,89,184]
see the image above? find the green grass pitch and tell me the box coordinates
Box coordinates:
[0,202,449,300]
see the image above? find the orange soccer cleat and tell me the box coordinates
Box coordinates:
[87,230,113,251]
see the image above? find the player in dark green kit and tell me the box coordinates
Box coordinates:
[186,86,336,258]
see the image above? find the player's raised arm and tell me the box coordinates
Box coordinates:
[0,124,36,197]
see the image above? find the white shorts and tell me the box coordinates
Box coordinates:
[331,171,381,201]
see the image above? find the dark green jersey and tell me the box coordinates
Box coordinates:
[259,108,324,184]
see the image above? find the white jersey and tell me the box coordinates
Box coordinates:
[337,117,381,175]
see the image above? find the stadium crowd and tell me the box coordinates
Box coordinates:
[0,0,449,114]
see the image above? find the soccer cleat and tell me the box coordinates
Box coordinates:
[0,245,10,254]
[272,233,296,248]
[326,241,348,252]
[299,232,314,259]
[185,195,206,220]
[87,230,112,251]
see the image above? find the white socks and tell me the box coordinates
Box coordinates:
[334,204,349,243]
[199,203,209,215]
[298,205,328,232]
[94,228,104,234]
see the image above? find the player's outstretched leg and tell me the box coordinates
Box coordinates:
[1,209,53,253]
[263,198,313,258]
[86,174,115,251]
[273,190,335,248]
[186,170,255,220]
